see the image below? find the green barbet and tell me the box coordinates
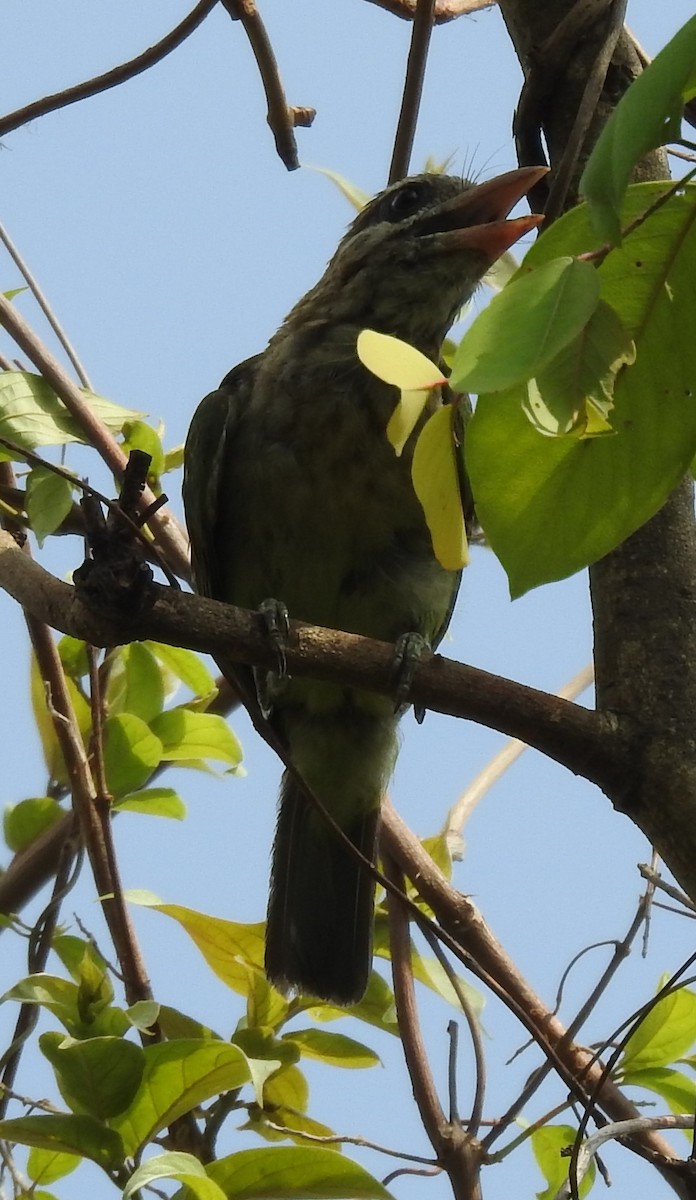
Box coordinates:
[183,168,544,1004]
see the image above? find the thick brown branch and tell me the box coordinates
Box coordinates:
[0,530,619,793]
[380,801,693,1193]
[0,1,219,141]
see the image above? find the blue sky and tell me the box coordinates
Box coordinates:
[2,4,696,1198]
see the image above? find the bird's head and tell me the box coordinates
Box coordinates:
[286,166,547,355]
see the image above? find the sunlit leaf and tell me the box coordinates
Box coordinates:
[114,787,186,820]
[204,1146,394,1199]
[40,1033,144,1120]
[386,389,430,456]
[124,1152,226,1200]
[105,643,165,723]
[620,1065,696,1124]
[102,713,163,798]
[357,329,445,391]
[0,372,143,452]
[27,1146,80,1186]
[620,987,696,1070]
[149,709,242,767]
[0,1115,123,1170]
[145,642,217,699]
[282,1029,379,1069]
[4,796,64,852]
[412,406,467,570]
[129,897,265,993]
[531,1124,594,1200]
[121,420,165,480]
[111,1040,251,1157]
[25,466,73,544]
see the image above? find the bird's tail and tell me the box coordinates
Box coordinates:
[265,704,397,1005]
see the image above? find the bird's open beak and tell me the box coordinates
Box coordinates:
[418,165,549,260]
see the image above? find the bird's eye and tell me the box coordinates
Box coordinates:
[383,183,428,222]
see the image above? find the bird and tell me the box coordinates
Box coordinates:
[183,166,545,1005]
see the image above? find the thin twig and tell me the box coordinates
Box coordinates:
[446,664,594,838]
[0,295,190,579]
[388,0,436,184]
[544,0,628,223]
[0,1,219,141]
[560,1115,693,1200]
[0,224,91,388]
[638,863,696,914]
[384,856,448,1151]
[483,884,652,1150]
[419,922,486,1138]
[220,0,313,171]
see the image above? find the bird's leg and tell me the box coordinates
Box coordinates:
[253,599,291,716]
[391,632,430,723]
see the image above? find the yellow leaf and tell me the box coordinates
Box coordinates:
[357,330,445,391]
[411,407,468,570]
[386,389,429,456]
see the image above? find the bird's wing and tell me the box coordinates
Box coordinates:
[183,354,262,601]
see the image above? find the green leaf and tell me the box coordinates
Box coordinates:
[204,1146,394,1199]
[163,443,185,473]
[121,420,165,480]
[110,1040,252,1157]
[451,258,600,394]
[131,898,265,991]
[3,973,128,1039]
[31,654,91,784]
[40,1033,144,1119]
[58,636,89,680]
[125,1000,161,1031]
[0,1114,123,1170]
[412,405,467,570]
[531,1124,595,1200]
[157,1005,221,1042]
[106,643,165,723]
[27,1145,80,1185]
[467,183,696,597]
[522,301,635,437]
[0,372,143,452]
[125,1152,227,1200]
[261,1063,308,1114]
[620,1065,696,1118]
[581,15,696,243]
[282,1029,379,1069]
[149,709,242,767]
[245,968,290,1030]
[102,712,163,798]
[4,796,64,852]
[620,987,696,1070]
[52,936,108,986]
[145,642,218,698]
[25,466,74,545]
[306,969,398,1035]
[114,787,187,820]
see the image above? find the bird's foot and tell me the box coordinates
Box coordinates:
[259,598,291,677]
[391,632,430,723]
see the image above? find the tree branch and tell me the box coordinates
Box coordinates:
[0,1,219,141]
[0,529,619,793]
[388,0,436,184]
[220,0,314,171]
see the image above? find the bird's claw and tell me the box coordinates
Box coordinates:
[391,632,430,722]
[259,598,291,677]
